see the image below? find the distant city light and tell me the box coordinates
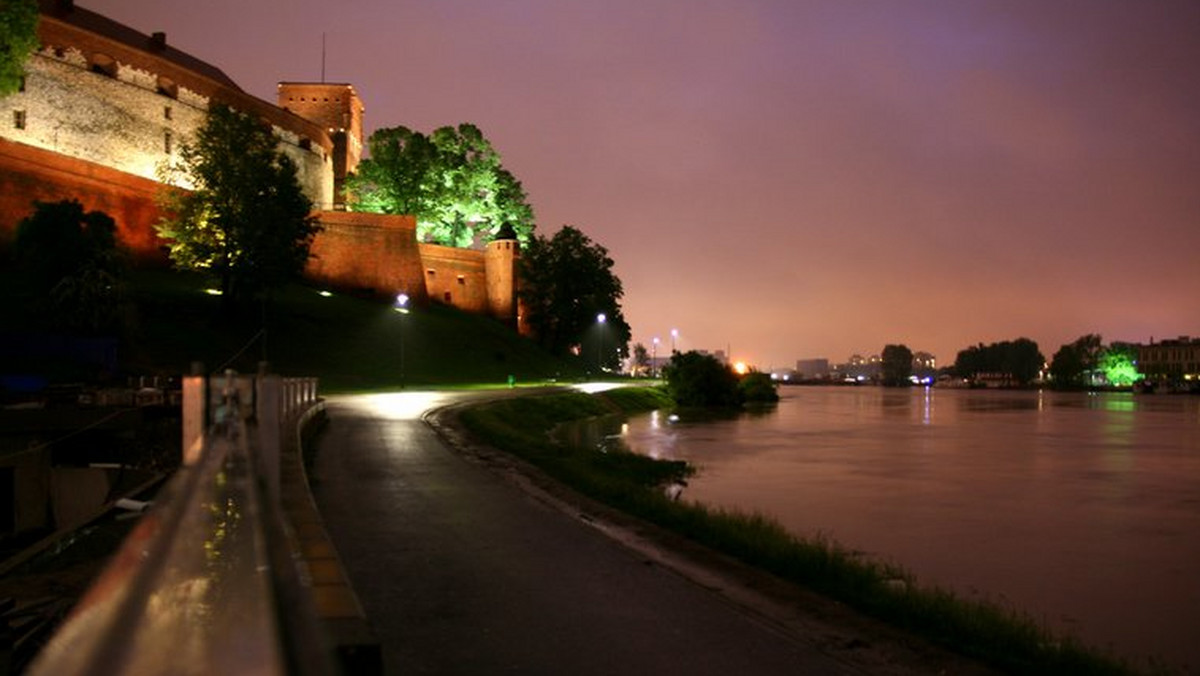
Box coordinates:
[733,361,748,375]
[203,288,222,296]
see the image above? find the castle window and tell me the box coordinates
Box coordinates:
[13,110,26,130]
[164,130,172,154]
[457,276,465,285]
[443,292,452,303]
[164,106,172,120]
[17,76,25,93]
[426,269,436,276]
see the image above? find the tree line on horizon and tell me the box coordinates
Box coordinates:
[873,334,1142,389]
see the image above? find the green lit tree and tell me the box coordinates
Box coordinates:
[1099,342,1142,387]
[0,0,38,96]
[881,343,914,386]
[518,225,630,370]
[347,123,534,247]
[156,104,319,309]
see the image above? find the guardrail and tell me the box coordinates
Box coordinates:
[27,370,339,676]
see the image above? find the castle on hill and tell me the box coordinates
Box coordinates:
[0,0,520,327]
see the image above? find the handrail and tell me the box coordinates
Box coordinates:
[26,371,334,676]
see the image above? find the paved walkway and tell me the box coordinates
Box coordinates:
[309,391,986,675]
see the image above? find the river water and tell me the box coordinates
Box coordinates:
[601,387,1200,671]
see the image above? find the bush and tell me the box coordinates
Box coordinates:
[738,371,779,403]
[662,350,742,407]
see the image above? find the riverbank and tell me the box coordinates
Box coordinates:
[449,387,1143,676]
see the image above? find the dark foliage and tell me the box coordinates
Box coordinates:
[662,350,743,407]
[518,225,630,370]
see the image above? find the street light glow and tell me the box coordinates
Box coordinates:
[597,313,606,323]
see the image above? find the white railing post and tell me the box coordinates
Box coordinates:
[181,362,206,466]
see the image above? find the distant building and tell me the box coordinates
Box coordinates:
[833,354,881,383]
[1138,336,1200,383]
[795,358,830,379]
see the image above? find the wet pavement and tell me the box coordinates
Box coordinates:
[308,390,865,675]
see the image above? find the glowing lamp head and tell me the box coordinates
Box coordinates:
[734,361,749,375]
[394,293,411,314]
[597,313,606,324]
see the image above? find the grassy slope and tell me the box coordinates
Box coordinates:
[2,266,586,391]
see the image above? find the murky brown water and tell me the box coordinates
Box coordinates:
[597,387,1200,671]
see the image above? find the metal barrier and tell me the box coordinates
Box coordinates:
[27,371,334,676]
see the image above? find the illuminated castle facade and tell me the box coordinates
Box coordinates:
[0,0,519,326]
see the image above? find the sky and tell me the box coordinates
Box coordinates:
[85,0,1200,369]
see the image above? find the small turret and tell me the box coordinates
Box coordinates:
[484,224,520,326]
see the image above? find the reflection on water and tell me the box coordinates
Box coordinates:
[604,388,1200,671]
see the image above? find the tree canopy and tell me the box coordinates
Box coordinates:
[953,338,1044,386]
[663,351,743,407]
[12,200,127,333]
[0,0,38,96]
[881,343,914,386]
[347,123,535,247]
[156,104,319,308]
[518,225,629,370]
[1050,335,1142,388]
[1049,333,1102,388]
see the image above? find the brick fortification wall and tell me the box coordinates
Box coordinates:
[306,212,428,302]
[0,137,164,258]
[0,1,520,325]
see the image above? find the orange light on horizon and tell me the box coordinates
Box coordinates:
[733,361,749,375]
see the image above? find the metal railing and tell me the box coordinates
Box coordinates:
[27,370,334,676]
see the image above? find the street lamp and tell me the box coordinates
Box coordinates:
[670,328,678,354]
[596,313,606,374]
[395,293,410,387]
[652,337,659,378]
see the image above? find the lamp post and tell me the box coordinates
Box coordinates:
[395,293,410,387]
[596,313,606,374]
[652,337,659,378]
[670,328,678,354]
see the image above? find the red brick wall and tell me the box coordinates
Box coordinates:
[417,243,489,313]
[307,211,428,301]
[0,137,164,259]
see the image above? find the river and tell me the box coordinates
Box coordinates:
[601,387,1200,671]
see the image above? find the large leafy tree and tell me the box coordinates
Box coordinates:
[881,343,914,386]
[157,104,319,308]
[662,351,743,407]
[1,0,38,96]
[12,200,127,333]
[1099,342,1142,387]
[518,225,630,370]
[1049,333,1103,388]
[953,338,1044,386]
[348,123,534,247]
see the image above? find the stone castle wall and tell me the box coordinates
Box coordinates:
[0,2,518,324]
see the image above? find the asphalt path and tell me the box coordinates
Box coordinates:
[309,390,991,675]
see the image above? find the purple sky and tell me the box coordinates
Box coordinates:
[86,0,1200,368]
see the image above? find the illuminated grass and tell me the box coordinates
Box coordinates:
[460,388,1146,676]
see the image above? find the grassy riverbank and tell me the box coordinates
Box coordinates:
[460,387,1144,676]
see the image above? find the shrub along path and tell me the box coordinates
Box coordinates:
[308,388,996,675]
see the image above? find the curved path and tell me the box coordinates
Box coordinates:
[308,390,986,675]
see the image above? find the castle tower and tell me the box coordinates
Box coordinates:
[277,82,363,208]
[484,224,520,328]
